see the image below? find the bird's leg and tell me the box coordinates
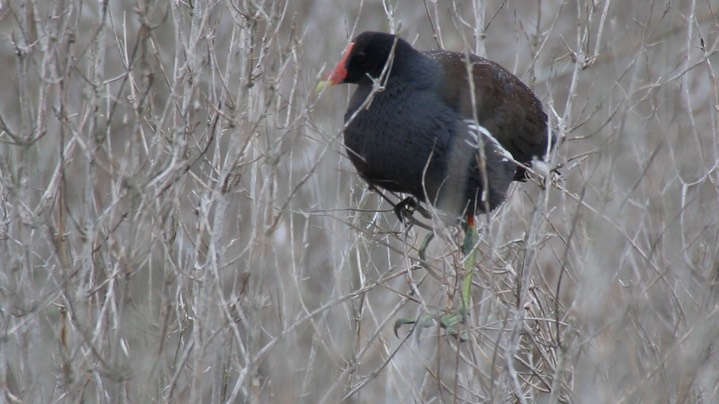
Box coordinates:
[392,196,433,231]
[418,231,434,264]
[402,232,434,301]
[460,214,478,312]
[394,215,478,342]
[393,196,431,222]
[425,215,477,340]
[366,185,433,230]
[442,216,479,339]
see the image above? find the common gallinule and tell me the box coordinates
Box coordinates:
[320,31,551,223]
[320,32,552,336]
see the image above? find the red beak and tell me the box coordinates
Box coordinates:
[317,42,355,91]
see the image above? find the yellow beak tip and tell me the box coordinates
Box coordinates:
[316,80,331,93]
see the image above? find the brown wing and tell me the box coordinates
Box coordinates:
[423,50,549,180]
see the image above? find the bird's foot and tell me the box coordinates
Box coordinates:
[393,197,431,223]
[394,308,469,342]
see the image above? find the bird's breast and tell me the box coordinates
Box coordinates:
[342,85,456,198]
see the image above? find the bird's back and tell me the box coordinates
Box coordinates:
[423,49,549,180]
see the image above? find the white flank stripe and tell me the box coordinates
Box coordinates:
[463,119,514,162]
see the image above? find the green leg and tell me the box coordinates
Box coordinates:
[394,216,477,341]
[418,231,434,262]
[460,215,478,315]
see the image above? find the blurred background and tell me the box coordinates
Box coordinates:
[1,0,718,402]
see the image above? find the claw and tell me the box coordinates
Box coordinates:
[393,197,431,222]
[393,310,468,342]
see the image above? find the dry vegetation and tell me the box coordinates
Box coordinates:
[1,0,718,402]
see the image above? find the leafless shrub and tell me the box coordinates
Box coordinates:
[0,0,717,402]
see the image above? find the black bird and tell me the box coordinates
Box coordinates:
[321,31,551,223]
[320,32,554,336]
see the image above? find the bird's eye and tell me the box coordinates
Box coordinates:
[353,51,366,63]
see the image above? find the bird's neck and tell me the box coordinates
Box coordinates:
[394,53,437,88]
[358,48,438,90]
